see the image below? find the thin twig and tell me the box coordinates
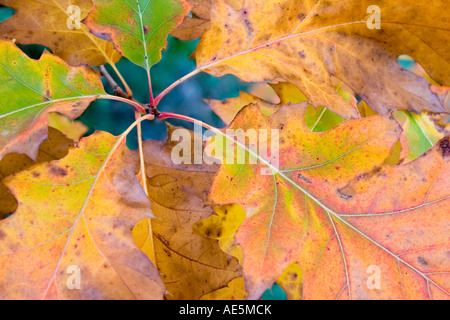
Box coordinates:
[110,63,133,98]
[99,65,132,100]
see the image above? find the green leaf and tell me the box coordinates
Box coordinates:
[85,0,190,70]
[0,40,105,161]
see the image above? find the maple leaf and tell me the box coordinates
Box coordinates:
[85,0,190,71]
[133,125,242,299]
[194,0,449,118]
[0,131,165,299]
[0,40,107,161]
[0,0,121,66]
[208,102,450,299]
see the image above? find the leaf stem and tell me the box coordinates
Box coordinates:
[147,71,155,106]
[157,111,219,132]
[134,111,157,264]
[154,69,201,106]
[98,94,147,114]
[135,113,149,197]
[100,65,131,99]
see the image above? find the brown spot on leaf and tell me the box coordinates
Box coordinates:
[337,188,353,199]
[297,173,312,183]
[48,165,68,177]
[439,137,450,159]
[243,16,253,36]
[417,257,428,266]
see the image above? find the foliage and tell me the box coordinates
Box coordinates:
[0,0,448,300]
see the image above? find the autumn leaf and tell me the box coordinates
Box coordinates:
[276,264,303,300]
[171,0,212,41]
[0,125,79,218]
[132,125,242,300]
[0,114,87,219]
[0,40,106,161]
[0,131,165,299]
[206,90,280,125]
[208,102,449,299]
[171,0,248,41]
[0,0,121,66]
[301,0,450,87]
[207,83,345,137]
[205,82,311,126]
[194,203,245,264]
[47,113,88,143]
[195,204,303,299]
[194,0,449,118]
[85,0,190,71]
[200,277,247,300]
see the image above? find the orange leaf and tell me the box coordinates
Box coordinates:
[0,131,164,299]
[208,102,449,299]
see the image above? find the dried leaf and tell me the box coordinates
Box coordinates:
[195,0,449,118]
[171,0,212,41]
[133,125,242,299]
[0,0,121,66]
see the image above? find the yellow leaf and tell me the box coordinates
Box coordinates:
[0,131,165,299]
[0,0,121,66]
[195,0,449,118]
[133,125,242,300]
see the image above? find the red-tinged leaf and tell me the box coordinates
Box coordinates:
[208,102,449,299]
